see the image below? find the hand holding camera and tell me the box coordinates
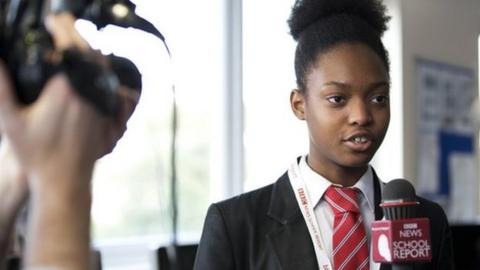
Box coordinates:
[0,1,165,268]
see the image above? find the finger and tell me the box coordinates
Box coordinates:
[0,61,20,129]
[115,87,140,132]
[118,86,140,115]
[38,73,75,109]
[45,13,90,51]
[99,87,139,158]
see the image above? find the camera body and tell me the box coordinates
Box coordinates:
[1,0,57,104]
[0,0,151,115]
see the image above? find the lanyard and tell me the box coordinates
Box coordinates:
[288,159,333,270]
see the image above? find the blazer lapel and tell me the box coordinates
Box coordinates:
[372,169,393,270]
[266,172,319,270]
[372,168,384,221]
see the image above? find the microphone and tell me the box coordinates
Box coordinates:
[371,179,432,270]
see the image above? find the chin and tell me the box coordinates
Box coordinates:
[340,154,374,168]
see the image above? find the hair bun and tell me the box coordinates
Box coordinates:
[288,0,390,41]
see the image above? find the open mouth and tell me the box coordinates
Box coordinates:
[344,135,373,151]
[351,136,369,144]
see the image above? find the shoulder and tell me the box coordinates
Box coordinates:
[206,171,293,231]
[376,178,454,269]
[195,173,293,270]
[212,181,276,220]
[414,195,451,242]
[415,195,454,269]
[197,178,281,260]
[415,195,448,223]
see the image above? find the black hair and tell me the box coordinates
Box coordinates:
[288,0,391,92]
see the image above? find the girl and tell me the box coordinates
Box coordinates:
[194,0,453,269]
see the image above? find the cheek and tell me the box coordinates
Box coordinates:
[304,104,327,130]
[305,109,343,143]
[378,109,390,126]
[374,109,390,137]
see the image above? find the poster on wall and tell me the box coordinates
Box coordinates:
[416,58,477,222]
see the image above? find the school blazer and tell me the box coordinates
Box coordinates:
[193,169,454,270]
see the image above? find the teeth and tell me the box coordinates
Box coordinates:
[353,136,368,143]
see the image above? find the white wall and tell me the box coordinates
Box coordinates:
[399,0,480,183]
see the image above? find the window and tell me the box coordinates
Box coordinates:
[243,0,307,191]
[76,0,227,268]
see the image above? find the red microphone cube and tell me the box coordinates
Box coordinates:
[372,218,432,263]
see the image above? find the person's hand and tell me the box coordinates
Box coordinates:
[43,12,140,158]
[0,64,108,183]
[0,13,140,184]
[0,137,28,216]
[0,49,138,268]
[0,12,140,270]
[102,86,140,156]
[0,13,89,263]
[0,137,28,260]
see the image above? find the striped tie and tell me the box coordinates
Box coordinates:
[324,186,369,270]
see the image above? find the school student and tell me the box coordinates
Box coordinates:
[193,0,454,269]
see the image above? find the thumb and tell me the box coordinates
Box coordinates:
[0,61,20,132]
[45,13,90,52]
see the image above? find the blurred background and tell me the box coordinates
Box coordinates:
[71,0,480,269]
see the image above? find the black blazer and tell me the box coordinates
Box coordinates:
[194,170,454,270]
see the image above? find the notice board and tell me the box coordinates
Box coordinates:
[415,58,477,222]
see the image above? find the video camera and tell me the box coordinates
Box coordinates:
[0,0,166,115]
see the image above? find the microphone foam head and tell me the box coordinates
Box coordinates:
[381,179,419,220]
[382,179,417,203]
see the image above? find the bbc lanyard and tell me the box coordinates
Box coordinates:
[288,160,333,270]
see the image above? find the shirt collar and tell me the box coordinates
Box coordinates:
[352,165,375,213]
[299,155,375,212]
[299,156,331,208]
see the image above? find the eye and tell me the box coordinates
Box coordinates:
[371,95,389,104]
[327,96,346,105]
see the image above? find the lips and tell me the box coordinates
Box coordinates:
[343,131,375,152]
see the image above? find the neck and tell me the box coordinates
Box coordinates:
[306,156,368,187]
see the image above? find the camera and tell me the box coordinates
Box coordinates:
[0,0,166,115]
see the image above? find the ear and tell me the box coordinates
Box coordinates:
[290,89,306,120]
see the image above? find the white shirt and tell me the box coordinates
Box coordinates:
[298,155,381,270]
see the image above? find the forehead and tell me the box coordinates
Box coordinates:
[306,42,389,91]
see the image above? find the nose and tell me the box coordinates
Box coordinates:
[348,99,373,126]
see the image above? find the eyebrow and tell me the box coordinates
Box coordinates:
[321,81,390,91]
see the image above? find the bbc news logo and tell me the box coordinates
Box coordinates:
[372,218,432,263]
